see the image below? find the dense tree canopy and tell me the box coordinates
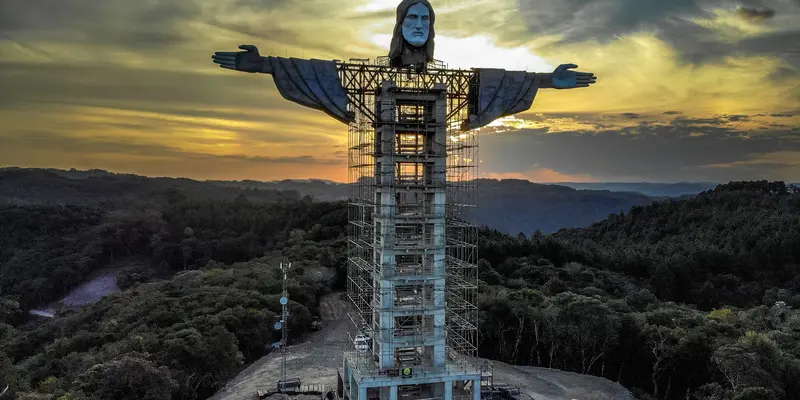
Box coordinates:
[1,179,798,400]
[476,181,800,399]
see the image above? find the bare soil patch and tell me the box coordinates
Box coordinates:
[211,293,635,400]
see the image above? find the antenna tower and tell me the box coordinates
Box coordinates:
[280,260,291,382]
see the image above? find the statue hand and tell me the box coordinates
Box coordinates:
[212,44,264,73]
[552,64,597,89]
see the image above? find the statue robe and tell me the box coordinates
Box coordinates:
[265,57,355,125]
[462,69,543,131]
[265,57,543,131]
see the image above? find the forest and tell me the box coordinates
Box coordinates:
[0,168,659,234]
[1,179,799,400]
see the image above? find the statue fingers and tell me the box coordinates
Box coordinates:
[213,54,236,61]
[212,56,237,68]
[238,44,259,53]
[212,59,237,69]
[213,52,240,61]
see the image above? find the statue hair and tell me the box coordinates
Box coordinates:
[388,0,435,66]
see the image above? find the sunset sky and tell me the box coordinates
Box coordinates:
[1,0,799,183]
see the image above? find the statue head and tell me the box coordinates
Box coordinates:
[401,3,431,47]
[389,0,435,67]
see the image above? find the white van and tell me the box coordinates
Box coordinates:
[353,334,371,352]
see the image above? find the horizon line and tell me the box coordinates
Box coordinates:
[0,166,736,186]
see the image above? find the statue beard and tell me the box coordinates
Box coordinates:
[399,40,427,67]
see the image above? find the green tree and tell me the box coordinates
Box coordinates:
[75,355,177,400]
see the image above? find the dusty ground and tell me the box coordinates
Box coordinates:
[210,293,350,400]
[210,293,635,400]
[489,363,635,400]
[29,260,132,319]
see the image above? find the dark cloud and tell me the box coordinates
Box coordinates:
[620,113,642,119]
[517,0,709,45]
[658,14,800,70]
[671,116,727,125]
[480,118,800,182]
[516,0,799,75]
[0,0,201,47]
[734,30,800,67]
[772,112,799,117]
[663,111,683,115]
[736,6,776,21]
[669,114,752,126]
[0,0,313,51]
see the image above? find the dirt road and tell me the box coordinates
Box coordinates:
[210,293,635,400]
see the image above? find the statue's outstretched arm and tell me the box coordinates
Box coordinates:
[260,58,273,74]
[463,65,596,130]
[212,45,354,125]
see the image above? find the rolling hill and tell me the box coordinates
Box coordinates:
[554,181,719,197]
[1,168,663,234]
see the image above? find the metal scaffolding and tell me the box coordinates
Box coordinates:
[344,58,479,398]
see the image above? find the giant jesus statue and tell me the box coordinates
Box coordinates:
[211,0,597,130]
[211,2,596,396]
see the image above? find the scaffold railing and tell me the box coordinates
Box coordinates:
[345,57,480,381]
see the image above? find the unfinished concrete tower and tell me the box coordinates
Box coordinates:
[343,58,480,400]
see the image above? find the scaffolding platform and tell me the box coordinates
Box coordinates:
[344,59,480,400]
[257,383,337,399]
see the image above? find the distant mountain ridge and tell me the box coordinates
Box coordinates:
[0,168,659,234]
[554,181,720,197]
[210,178,349,201]
[0,167,296,207]
[214,177,666,233]
[4,167,774,234]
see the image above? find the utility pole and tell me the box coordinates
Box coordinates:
[280,260,290,383]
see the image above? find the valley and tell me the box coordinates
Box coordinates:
[1,170,799,400]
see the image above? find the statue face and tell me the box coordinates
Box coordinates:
[401,3,430,47]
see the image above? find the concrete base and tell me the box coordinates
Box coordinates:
[343,355,481,400]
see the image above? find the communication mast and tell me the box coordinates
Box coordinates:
[283,261,291,381]
[274,260,300,393]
